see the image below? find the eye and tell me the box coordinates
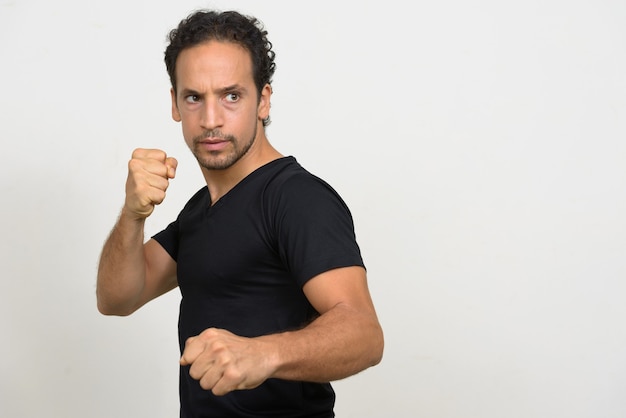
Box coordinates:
[184,94,201,104]
[225,92,240,103]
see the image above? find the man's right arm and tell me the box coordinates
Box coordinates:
[96,149,178,316]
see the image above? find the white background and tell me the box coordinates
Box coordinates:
[1,0,625,417]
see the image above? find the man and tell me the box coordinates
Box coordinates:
[97,9,383,417]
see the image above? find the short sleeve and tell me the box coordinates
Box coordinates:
[152,219,180,262]
[151,186,208,262]
[270,173,364,287]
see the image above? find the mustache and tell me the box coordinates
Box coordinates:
[192,129,236,143]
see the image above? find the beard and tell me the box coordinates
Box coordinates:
[190,125,257,170]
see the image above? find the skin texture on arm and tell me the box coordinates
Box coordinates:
[270,266,384,381]
[96,149,179,316]
[179,266,384,395]
[97,232,177,316]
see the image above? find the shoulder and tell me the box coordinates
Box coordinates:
[184,186,210,208]
[176,186,209,218]
[158,185,208,235]
[264,157,349,212]
[263,159,364,285]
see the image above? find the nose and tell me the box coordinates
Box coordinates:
[200,98,224,130]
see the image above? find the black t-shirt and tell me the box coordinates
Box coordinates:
[153,156,364,417]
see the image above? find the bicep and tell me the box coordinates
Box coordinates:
[136,238,178,308]
[302,266,377,316]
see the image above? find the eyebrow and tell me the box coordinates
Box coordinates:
[179,84,247,97]
[218,84,246,94]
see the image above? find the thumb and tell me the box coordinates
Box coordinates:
[165,157,178,179]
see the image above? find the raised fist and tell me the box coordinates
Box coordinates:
[124,148,178,219]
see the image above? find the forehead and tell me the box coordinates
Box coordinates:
[175,41,254,91]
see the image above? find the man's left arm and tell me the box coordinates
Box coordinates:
[180,265,384,395]
[269,265,384,381]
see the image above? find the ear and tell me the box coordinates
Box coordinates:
[171,88,181,122]
[257,83,272,122]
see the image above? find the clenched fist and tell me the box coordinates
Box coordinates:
[125,148,178,219]
[180,328,277,396]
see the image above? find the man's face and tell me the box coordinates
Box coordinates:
[171,41,270,171]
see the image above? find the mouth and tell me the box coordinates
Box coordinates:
[197,137,230,152]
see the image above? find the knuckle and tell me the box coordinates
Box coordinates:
[223,368,242,382]
[131,148,167,165]
[210,340,227,356]
[128,158,142,171]
[199,378,212,391]
[211,386,224,396]
[166,157,178,168]
[187,367,199,380]
[200,328,219,339]
[147,149,167,161]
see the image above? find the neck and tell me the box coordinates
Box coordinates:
[201,134,283,205]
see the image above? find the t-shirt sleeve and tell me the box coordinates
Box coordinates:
[271,173,365,287]
[152,219,180,262]
[151,186,207,262]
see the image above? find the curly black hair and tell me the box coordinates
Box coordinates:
[164,10,276,126]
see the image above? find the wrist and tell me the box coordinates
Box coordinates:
[257,333,285,379]
[120,205,150,224]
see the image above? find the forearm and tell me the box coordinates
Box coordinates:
[97,208,147,316]
[264,303,384,382]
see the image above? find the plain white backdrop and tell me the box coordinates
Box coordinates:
[1,0,625,417]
